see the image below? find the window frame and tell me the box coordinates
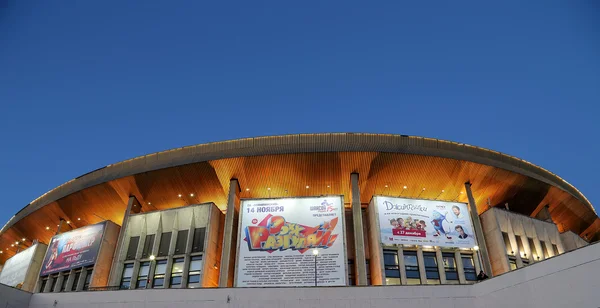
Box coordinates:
[461,254,477,281]
[120,263,134,290]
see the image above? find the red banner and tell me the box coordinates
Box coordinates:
[392,229,426,237]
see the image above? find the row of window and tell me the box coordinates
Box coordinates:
[383,250,477,285]
[502,232,560,269]
[39,267,93,293]
[126,228,206,260]
[120,255,203,289]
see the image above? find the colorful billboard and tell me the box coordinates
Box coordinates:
[0,245,37,288]
[40,222,105,276]
[235,196,346,287]
[375,196,477,248]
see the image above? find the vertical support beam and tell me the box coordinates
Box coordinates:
[455,250,466,284]
[464,182,493,277]
[397,247,407,285]
[56,219,66,235]
[351,173,367,286]
[416,246,426,284]
[219,178,240,287]
[108,196,141,286]
[435,247,446,284]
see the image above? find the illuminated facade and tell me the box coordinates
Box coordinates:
[0,133,598,303]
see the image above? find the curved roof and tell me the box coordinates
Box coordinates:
[1,133,598,262]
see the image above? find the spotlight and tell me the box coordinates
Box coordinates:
[190,193,194,197]
[403,186,407,189]
[178,194,182,198]
[77,218,81,221]
[45,227,50,230]
[246,188,250,191]
[306,185,309,189]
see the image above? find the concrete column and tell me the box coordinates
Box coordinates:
[53,274,64,293]
[455,250,466,284]
[75,268,86,291]
[397,247,407,285]
[65,269,76,291]
[108,196,141,286]
[43,276,54,293]
[416,246,426,284]
[464,182,493,277]
[351,173,368,286]
[219,178,240,287]
[128,261,141,290]
[435,247,446,284]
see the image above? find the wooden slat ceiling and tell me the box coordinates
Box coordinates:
[1,152,598,263]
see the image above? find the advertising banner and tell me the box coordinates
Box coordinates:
[376,196,477,248]
[40,222,105,276]
[236,196,346,287]
[0,245,36,288]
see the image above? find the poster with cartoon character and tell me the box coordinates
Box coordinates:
[235,196,346,287]
[375,196,477,248]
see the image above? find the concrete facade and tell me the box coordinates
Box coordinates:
[24,242,600,308]
[110,203,222,290]
[0,243,47,292]
[480,207,571,276]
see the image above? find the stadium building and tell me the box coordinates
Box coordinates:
[0,133,599,308]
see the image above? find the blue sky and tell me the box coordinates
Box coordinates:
[1,1,599,225]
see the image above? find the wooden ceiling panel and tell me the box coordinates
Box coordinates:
[1,151,598,264]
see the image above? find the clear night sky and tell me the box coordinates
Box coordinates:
[1,1,599,225]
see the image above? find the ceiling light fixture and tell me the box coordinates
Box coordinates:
[306,185,309,189]
[190,193,194,197]
[403,186,407,189]
[66,221,70,224]
[267,187,271,191]
[178,194,182,198]
[148,202,151,205]
[45,226,50,230]
[77,218,81,221]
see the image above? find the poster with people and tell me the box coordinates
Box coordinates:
[376,196,477,248]
[40,222,105,276]
[236,196,346,287]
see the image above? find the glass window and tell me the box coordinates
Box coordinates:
[71,271,81,291]
[403,251,420,284]
[508,257,517,270]
[136,262,150,289]
[83,269,93,290]
[120,263,134,289]
[347,259,355,286]
[528,238,539,261]
[50,275,58,292]
[175,230,189,254]
[461,254,477,281]
[126,236,140,260]
[552,244,559,256]
[170,258,184,288]
[192,228,206,253]
[142,234,155,258]
[39,278,48,293]
[60,273,69,292]
[516,235,526,259]
[188,256,202,287]
[153,260,167,288]
[502,232,513,254]
[423,252,440,284]
[158,232,172,257]
[383,250,400,285]
[540,240,551,259]
[442,253,458,281]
